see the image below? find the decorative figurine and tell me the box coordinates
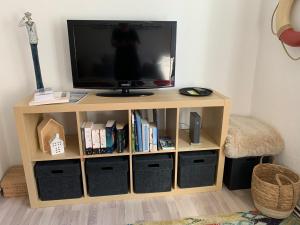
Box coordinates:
[37,118,66,153]
[19,12,44,90]
[49,133,65,155]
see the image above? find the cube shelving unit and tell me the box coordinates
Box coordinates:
[14,89,230,208]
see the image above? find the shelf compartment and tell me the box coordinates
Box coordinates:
[178,129,219,152]
[22,112,80,162]
[130,108,177,153]
[83,148,130,158]
[179,107,224,147]
[32,135,80,161]
[77,110,129,156]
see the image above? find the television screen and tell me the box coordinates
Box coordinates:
[67,20,177,89]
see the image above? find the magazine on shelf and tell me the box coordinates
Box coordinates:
[29,92,70,106]
[159,137,175,150]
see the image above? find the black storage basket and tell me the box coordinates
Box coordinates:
[133,154,173,193]
[34,159,83,201]
[223,156,272,190]
[85,157,129,196]
[178,151,217,188]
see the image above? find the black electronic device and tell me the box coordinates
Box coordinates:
[189,112,201,143]
[67,20,177,97]
[179,87,212,97]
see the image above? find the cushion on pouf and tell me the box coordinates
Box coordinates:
[225,115,284,158]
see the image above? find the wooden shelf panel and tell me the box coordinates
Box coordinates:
[15,90,227,113]
[131,189,175,197]
[175,185,218,193]
[84,148,130,158]
[178,129,219,152]
[32,135,80,161]
[132,149,176,155]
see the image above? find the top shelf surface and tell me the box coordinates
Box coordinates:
[14,89,229,113]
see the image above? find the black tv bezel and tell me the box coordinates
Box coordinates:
[67,20,177,90]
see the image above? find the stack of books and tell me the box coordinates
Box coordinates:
[81,120,128,155]
[132,110,174,152]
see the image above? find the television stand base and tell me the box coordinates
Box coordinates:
[96,89,154,97]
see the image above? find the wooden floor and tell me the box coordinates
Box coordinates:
[0,188,253,225]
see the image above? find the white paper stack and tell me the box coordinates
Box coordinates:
[29,91,70,106]
[34,88,54,102]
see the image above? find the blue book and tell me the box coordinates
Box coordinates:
[141,119,149,152]
[152,125,158,151]
[134,113,139,151]
[134,111,143,152]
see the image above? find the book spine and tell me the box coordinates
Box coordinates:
[146,124,149,152]
[106,127,112,148]
[142,123,146,151]
[152,127,158,151]
[92,129,100,153]
[116,129,125,153]
[134,114,139,151]
[105,122,116,153]
[131,112,136,152]
[142,123,149,152]
[149,126,153,151]
[81,123,86,153]
[84,127,93,155]
[100,128,106,148]
[135,112,143,152]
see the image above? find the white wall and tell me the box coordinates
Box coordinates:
[251,0,300,173]
[0,0,261,177]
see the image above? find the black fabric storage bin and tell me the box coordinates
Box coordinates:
[223,156,272,190]
[178,151,217,188]
[85,157,129,196]
[133,154,173,193]
[34,160,83,201]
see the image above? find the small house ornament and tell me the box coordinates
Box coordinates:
[49,133,64,155]
[37,118,65,152]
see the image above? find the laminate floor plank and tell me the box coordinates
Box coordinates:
[36,207,55,225]
[9,198,29,225]
[0,196,15,223]
[164,196,180,220]
[124,200,144,224]
[1,198,24,225]
[0,188,254,225]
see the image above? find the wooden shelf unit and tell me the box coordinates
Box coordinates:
[14,89,230,208]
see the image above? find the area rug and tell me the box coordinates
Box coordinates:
[129,211,300,225]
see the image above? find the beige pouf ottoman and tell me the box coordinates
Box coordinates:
[223,115,284,190]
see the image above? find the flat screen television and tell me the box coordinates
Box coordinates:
[67,20,177,96]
